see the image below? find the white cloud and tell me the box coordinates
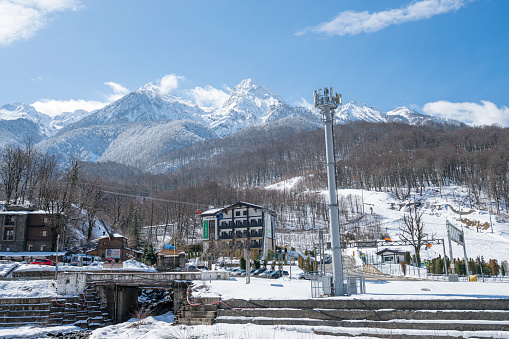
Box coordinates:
[298,0,470,36]
[0,0,80,45]
[188,85,230,108]
[295,97,315,111]
[104,81,129,102]
[159,74,184,95]
[32,98,104,117]
[32,81,130,117]
[422,100,509,127]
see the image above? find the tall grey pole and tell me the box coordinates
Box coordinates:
[447,222,455,275]
[441,239,448,277]
[314,87,344,296]
[54,234,60,280]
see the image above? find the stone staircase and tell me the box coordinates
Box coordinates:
[216,298,509,338]
[0,297,52,327]
[49,289,112,329]
[173,297,220,326]
[0,291,112,329]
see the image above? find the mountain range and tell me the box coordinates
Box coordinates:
[0,78,463,173]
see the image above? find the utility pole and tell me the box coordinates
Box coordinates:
[54,234,60,280]
[314,87,344,296]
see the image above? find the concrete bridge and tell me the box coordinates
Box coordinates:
[57,271,229,323]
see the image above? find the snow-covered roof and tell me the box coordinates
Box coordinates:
[0,210,48,215]
[156,248,185,256]
[201,201,275,216]
[92,233,126,242]
[0,251,66,257]
[376,248,406,255]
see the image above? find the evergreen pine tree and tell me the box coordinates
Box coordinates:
[128,210,140,251]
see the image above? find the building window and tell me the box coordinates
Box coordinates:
[251,219,257,224]
[4,215,14,225]
[40,245,46,251]
[243,220,247,225]
[236,220,242,225]
[41,230,48,237]
[235,211,240,216]
[258,219,262,224]
[28,244,33,251]
[243,211,248,215]
[3,227,14,241]
[43,218,48,224]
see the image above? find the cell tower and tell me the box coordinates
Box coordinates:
[313,87,344,296]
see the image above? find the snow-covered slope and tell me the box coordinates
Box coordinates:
[387,107,463,126]
[50,109,92,133]
[335,101,386,124]
[36,120,217,167]
[68,85,205,130]
[0,102,52,136]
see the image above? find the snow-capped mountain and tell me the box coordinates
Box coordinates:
[335,101,386,124]
[0,77,465,171]
[203,79,320,137]
[67,84,205,130]
[50,109,92,133]
[0,102,52,136]
[386,107,463,126]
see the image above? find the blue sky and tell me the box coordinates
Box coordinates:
[0,0,508,126]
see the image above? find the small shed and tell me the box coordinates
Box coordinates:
[376,248,406,263]
[156,248,186,269]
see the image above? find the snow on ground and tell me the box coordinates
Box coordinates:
[11,259,156,273]
[89,315,347,339]
[0,279,56,298]
[122,259,157,271]
[0,325,81,339]
[193,276,509,300]
[338,186,509,263]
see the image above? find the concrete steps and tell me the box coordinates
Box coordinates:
[173,297,220,326]
[216,298,509,338]
[0,290,112,330]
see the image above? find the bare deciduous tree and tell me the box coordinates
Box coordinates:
[398,204,427,266]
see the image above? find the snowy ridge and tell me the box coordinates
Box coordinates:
[203,79,320,137]
[336,101,385,123]
[1,77,464,170]
[0,102,52,136]
[68,86,205,129]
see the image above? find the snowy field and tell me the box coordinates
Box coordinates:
[192,275,509,300]
[271,183,509,264]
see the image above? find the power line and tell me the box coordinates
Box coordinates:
[100,189,208,209]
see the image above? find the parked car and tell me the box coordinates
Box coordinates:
[30,259,55,266]
[252,268,267,276]
[259,270,274,278]
[268,271,283,279]
[299,271,321,280]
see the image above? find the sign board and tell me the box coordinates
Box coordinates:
[446,221,464,246]
[163,244,175,250]
[424,260,430,267]
[105,249,121,259]
[203,220,209,240]
[357,241,378,248]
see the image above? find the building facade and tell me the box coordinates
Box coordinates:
[0,207,54,252]
[86,234,142,262]
[200,202,276,258]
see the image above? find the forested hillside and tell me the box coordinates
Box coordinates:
[2,121,509,252]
